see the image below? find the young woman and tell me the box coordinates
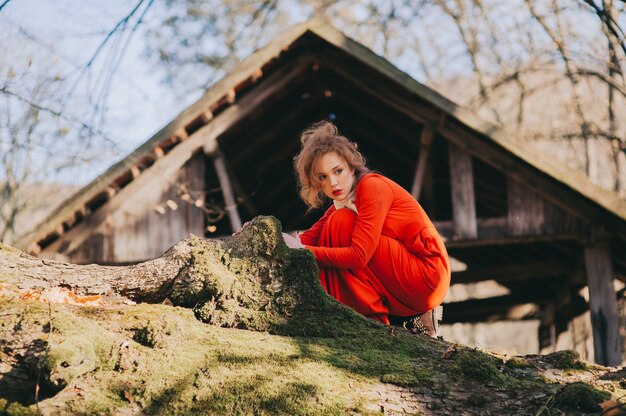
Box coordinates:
[283,121,450,337]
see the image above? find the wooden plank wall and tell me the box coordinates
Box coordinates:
[448,142,477,239]
[507,177,545,236]
[69,154,206,264]
[507,177,586,237]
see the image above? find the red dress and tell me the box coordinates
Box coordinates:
[300,173,450,324]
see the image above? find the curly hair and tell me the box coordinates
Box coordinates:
[294,121,369,208]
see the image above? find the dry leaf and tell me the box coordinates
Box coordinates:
[19,287,103,307]
[123,390,135,403]
[67,387,83,397]
[443,343,457,359]
[600,399,625,416]
[0,283,18,298]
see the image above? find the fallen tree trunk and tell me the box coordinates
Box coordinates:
[1,216,624,415]
[1,216,361,334]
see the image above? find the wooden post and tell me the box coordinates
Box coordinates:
[410,126,434,200]
[538,302,556,352]
[584,242,622,366]
[206,146,242,233]
[448,142,477,239]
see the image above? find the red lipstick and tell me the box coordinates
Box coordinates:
[332,190,342,196]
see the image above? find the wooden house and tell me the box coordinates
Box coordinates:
[15,21,626,366]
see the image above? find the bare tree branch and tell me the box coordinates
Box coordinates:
[60,0,154,114]
[581,0,626,56]
[0,86,120,149]
[0,0,12,12]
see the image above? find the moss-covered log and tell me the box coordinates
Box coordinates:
[1,216,624,415]
[0,216,363,335]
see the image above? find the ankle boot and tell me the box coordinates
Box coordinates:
[402,306,443,338]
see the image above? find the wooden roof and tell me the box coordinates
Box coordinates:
[15,20,626,253]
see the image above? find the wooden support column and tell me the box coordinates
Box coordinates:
[410,126,434,200]
[584,242,622,366]
[205,144,242,233]
[448,142,477,239]
[538,302,556,352]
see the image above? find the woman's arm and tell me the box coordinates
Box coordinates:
[305,177,394,269]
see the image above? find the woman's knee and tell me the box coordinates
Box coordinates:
[325,208,357,245]
[328,208,356,228]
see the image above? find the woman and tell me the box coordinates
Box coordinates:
[284,121,450,337]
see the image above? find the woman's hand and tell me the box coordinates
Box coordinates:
[232,221,251,236]
[282,232,304,249]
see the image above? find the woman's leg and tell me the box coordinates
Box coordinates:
[315,208,449,324]
[366,235,449,316]
[316,209,390,322]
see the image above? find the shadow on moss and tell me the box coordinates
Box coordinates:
[545,350,587,370]
[552,382,610,413]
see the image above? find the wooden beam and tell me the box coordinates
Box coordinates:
[434,218,583,248]
[452,260,573,284]
[251,68,263,82]
[584,242,622,366]
[442,294,541,324]
[175,127,189,142]
[208,147,242,232]
[435,217,506,242]
[411,126,434,200]
[226,88,236,104]
[448,142,477,239]
[445,234,583,249]
[153,146,165,159]
[130,166,141,179]
[200,109,214,123]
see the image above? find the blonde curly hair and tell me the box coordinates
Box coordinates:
[293,121,369,208]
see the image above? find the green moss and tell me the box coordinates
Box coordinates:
[176,216,378,339]
[1,400,38,416]
[552,382,611,412]
[467,393,487,407]
[452,349,505,386]
[43,336,99,390]
[506,356,532,369]
[546,350,586,370]
[259,382,319,414]
[0,242,21,255]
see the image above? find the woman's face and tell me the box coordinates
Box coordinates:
[315,151,355,201]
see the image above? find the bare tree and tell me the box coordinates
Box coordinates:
[144,0,626,195]
[0,1,162,242]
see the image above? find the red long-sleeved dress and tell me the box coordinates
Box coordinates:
[299,173,450,324]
